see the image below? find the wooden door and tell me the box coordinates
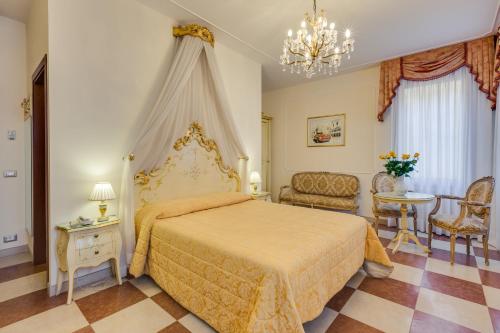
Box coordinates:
[32,55,48,265]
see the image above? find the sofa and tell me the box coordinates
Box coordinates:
[279,172,360,214]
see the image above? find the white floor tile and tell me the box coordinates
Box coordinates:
[378,229,397,240]
[73,277,118,300]
[387,241,428,257]
[303,307,338,333]
[129,276,162,297]
[425,258,481,284]
[91,299,175,333]
[483,285,500,310]
[389,262,424,286]
[416,288,493,333]
[0,252,32,269]
[0,303,87,333]
[179,313,217,333]
[476,258,500,274]
[0,271,47,302]
[340,290,414,333]
[346,270,366,289]
[431,239,471,255]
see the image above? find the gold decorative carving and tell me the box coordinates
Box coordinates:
[172,122,240,191]
[21,97,31,121]
[134,122,241,206]
[172,24,215,47]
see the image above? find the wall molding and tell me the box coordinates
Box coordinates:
[0,245,29,258]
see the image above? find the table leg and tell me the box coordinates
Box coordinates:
[392,203,430,254]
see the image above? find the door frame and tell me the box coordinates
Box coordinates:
[32,55,49,266]
[261,113,272,192]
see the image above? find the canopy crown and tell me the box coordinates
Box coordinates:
[172,24,215,47]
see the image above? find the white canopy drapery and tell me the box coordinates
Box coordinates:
[119,31,247,262]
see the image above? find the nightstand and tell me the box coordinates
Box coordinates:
[56,218,122,304]
[251,191,272,202]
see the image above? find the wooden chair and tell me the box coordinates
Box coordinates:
[371,172,418,236]
[428,177,495,265]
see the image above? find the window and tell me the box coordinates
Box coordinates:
[390,67,493,231]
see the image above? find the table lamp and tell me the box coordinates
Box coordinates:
[249,171,261,195]
[89,182,116,222]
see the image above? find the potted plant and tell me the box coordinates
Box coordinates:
[379,151,420,195]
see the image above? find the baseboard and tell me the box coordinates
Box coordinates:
[0,245,29,258]
[48,265,128,297]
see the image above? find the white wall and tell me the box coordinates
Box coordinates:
[0,17,27,251]
[263,66,391,216]
[47,0,261,287]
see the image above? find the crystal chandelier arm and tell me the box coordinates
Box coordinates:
[287,48,306,57]
[322,48,348,59]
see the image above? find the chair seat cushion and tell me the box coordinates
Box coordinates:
[280,187,357,210]
[430,214,488,233]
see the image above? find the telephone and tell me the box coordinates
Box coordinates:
[77,216,94,226]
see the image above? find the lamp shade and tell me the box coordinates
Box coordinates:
[249,171,261,184]
[89,182,116,201]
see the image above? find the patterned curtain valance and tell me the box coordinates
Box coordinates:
[378,36,496,121]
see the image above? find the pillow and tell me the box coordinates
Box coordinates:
[156,192,252,219]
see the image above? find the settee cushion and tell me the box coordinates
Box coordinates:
[291,172,360,197]
[280,187,357,211]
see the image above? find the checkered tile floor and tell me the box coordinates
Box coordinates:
[0,225,499,333]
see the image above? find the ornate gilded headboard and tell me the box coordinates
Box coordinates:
[134,122,243,208]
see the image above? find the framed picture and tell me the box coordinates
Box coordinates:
[307,114,346,147]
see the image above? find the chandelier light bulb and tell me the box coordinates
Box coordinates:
[329,22,335,30]
[345,29,351,38]
[287,29,293,37]
[301,20,306,28]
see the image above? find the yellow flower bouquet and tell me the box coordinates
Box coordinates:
[379,151,420,178]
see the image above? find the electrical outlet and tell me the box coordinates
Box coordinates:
[7,130,16,140]
[3,170,17,177]
[3,234,17,243]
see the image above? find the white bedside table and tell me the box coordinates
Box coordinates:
[56,218,122,304]
[251,191,272,202]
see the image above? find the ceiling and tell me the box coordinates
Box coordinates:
[1,0,496,91]
[0,0,32,23]
[139,0,499,92]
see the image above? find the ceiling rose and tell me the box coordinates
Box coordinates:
[280,0,355,78]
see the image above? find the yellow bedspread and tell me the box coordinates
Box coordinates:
[129,193,391,333]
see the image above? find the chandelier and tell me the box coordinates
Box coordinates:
[280,0,355,78]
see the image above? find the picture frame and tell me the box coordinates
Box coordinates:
[307,114,346,147]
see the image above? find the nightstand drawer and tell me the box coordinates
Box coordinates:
[75,230,113,250]
[78,242,114,264]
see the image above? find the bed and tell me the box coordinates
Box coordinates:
[129,123,391,333]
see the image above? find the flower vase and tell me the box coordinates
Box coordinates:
[394,176,408,195]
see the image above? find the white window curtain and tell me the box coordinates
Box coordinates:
[389,67,494,235]
[493,91,500,248]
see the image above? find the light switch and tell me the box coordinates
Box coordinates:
[7,130,16,140]
[3,170,17,177]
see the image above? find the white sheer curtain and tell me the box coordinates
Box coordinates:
[493,91,500,248]
[119,35,247,262]
[389,67,494,234]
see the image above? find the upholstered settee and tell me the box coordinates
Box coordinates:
[279,172,360,213]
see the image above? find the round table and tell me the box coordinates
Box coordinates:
[374,192,435,254]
